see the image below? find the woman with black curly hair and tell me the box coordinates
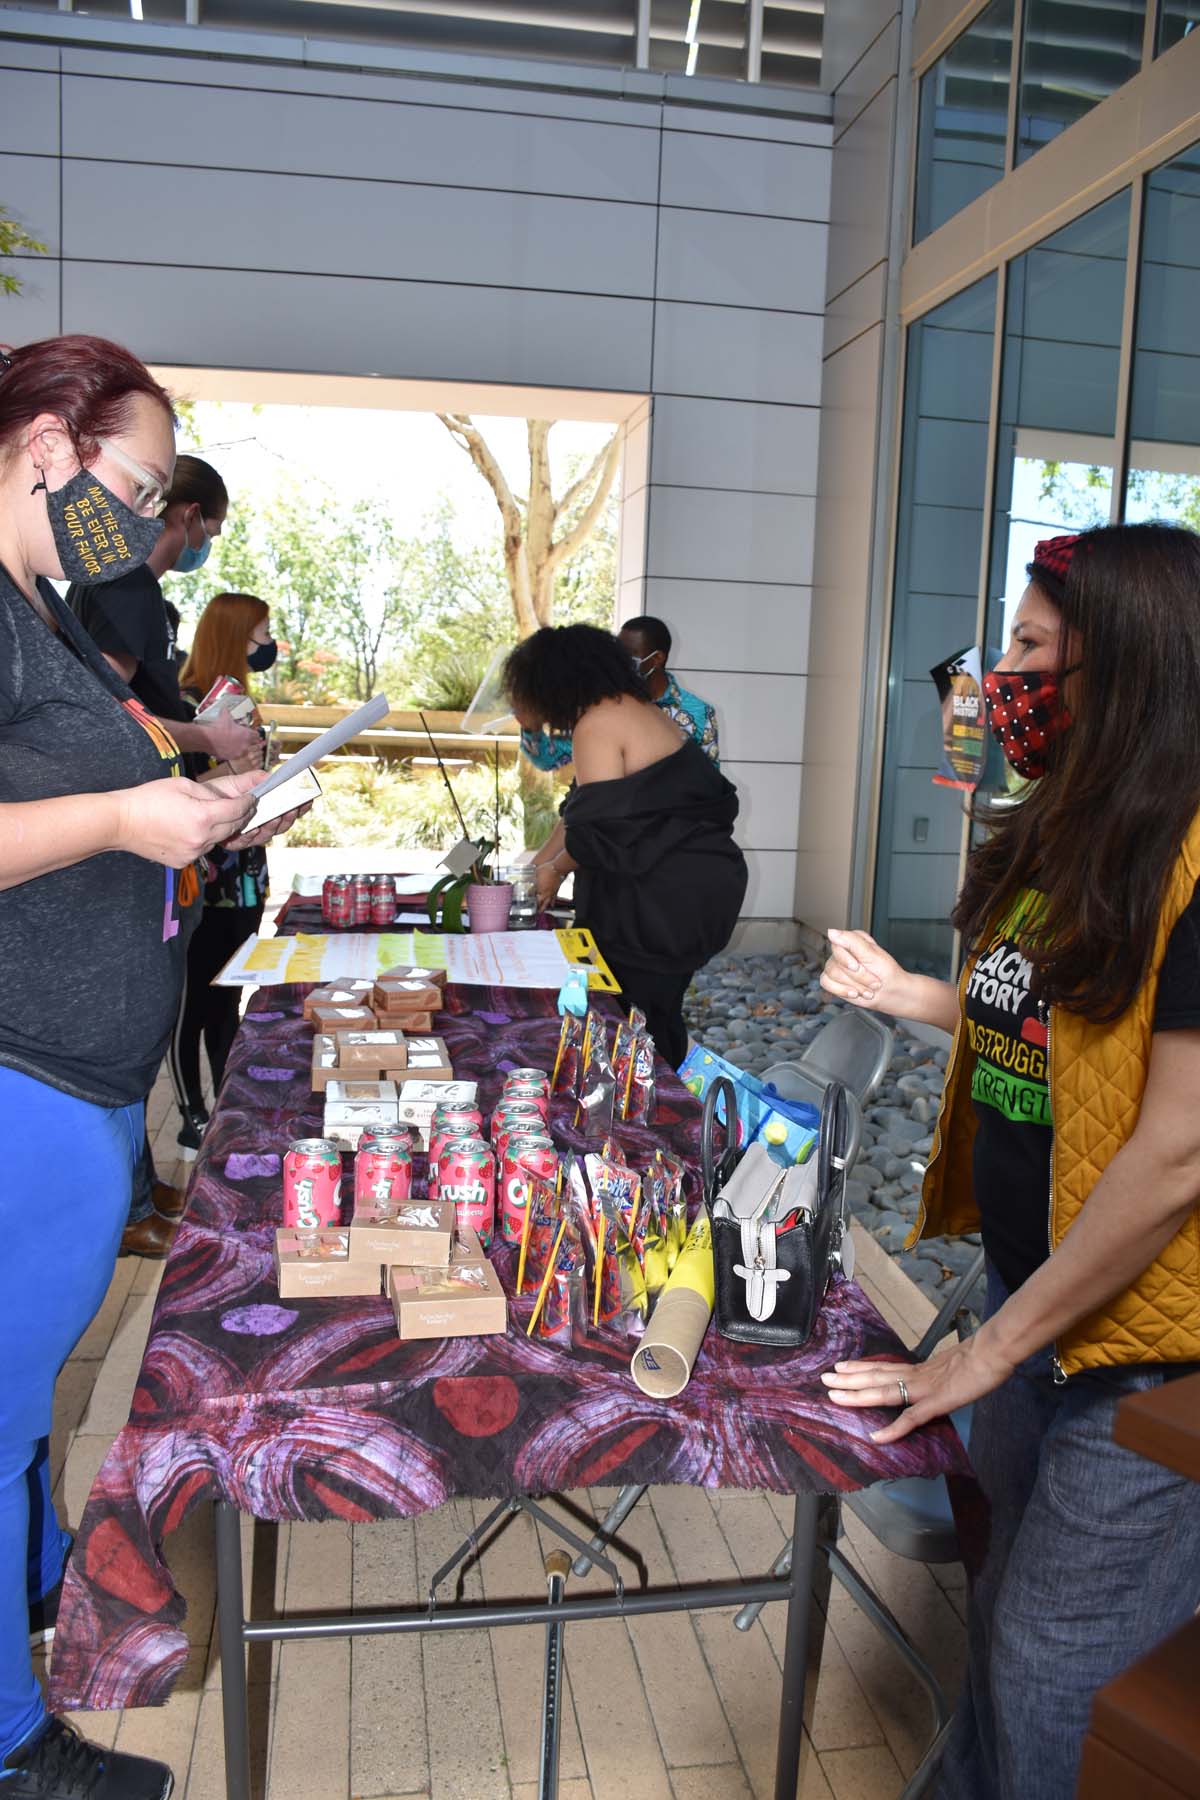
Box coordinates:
[504,623,747,1066]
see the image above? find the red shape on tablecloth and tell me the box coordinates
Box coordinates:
[85,1517,173,1612]
[434,1374,520,1437]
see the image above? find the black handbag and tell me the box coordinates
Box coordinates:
[703,1075,851,1350]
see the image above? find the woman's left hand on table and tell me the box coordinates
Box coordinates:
[821,1330,1015,1443]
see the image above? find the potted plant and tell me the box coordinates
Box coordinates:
[427,841,513,934]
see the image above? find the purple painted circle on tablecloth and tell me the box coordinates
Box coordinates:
[246,1064,293,1082]
[226,1153,281,1180]
[477,1012,511,1026]
[220,1304,298,1336]
[254,1011,286,1022]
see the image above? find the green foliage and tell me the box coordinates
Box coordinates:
[284,757,532,853]
[0,206,47,295]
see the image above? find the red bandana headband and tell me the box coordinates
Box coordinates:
[1031,533,1083,587]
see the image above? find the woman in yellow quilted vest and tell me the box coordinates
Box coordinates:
[819,523,1200,1800]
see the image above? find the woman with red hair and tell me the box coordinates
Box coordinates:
[0,335,297,1799]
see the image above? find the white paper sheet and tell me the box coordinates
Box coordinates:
[214,928,572,989]
[253,693,389,797]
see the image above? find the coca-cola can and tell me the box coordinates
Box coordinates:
[437,1136,496,1247]
[283,1137,342,1229]
[354,1135,412,1208]
[370,874,397,928]
[500,1134,558,1243]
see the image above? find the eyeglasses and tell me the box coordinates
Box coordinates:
[95,437,168,517]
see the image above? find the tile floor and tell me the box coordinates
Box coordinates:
[42,1072,968,1800]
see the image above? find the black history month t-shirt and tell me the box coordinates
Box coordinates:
[966,885,1200,1292]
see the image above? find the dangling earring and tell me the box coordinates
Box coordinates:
[30,467,47,495]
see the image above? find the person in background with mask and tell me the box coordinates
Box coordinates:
[169,593,277,1153]
[524,612,722,890]
[68,456,261,1256]
[618,614,720,764]
[820,526,1200,1800]
[68,455,258,771]
[0,332,302,1800]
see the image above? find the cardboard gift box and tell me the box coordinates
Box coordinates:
[396,1077,478,1146]
[401,1037,453,1080]
[379,963,447,989]
[348,1198,453,1265]
[274,1228,383,1298]
[302,980,375,1021]
[389,1247,506,1340]
[323,1089,400,1150]
[374,1010,433,1035]
[310,1002,376,1035]
[325,1078,399,1106]
[373,977,444,1016]
[336,1029,408,1074]
[311,1033,340,1093]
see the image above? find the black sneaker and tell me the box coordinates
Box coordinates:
[175,1106,208,1160]
[1,1717,172,1798]
[29,1532,74,1647]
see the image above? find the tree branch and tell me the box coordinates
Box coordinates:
[436,414,523,536]
[554,429,619,526]
[546,431,622,577]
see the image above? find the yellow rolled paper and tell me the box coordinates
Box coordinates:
[629,1215,714,1399]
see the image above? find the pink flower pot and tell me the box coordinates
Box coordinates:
[467,883,513,934]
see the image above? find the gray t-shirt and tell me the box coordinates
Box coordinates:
[0,567,199,1106]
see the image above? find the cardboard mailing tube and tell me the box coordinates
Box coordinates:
[630,1216,714,1399]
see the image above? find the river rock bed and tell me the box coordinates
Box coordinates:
[683,946,984,1315]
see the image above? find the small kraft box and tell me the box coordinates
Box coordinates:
[373,977,444,1017]
[402,1037,454,1079]
[390,1248,506,1340]
[348,1198,453,1266]
[274,1228,383,1298]
[311,1033,340,1093]
[310,1002,376,1035]
[379,963,447,990]
[375,1010,433,1034]
[336,1029,408,1074]
[302,980,375,1022]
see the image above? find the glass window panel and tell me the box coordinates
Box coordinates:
[1017,0,1146,165]
[913,0,1015,243]
[1157,2,1200,55]
[986,189,1129,678]
[1127,143,1200,525]
[871,274,998,978]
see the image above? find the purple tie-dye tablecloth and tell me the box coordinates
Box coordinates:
[49,957,970,1713]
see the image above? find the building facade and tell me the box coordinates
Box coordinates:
[1,0,1197,953]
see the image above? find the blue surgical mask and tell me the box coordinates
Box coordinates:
[173,525,211,574]
[520,726,573,773]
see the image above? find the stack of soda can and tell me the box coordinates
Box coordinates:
[427,1099,495,1246]
[491,1069,556,1244]
[321,873,398,928]
[353,1124,414,1209]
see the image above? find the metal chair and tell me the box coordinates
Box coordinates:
[758,1007,895,1171]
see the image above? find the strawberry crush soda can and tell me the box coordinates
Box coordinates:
[353,1131,412,1208]
[283,1138,342,1229]
[438,1136,496,1247]
[427,1121,478,1202]
[502,1079,551,1121]
[500,1134,558,1243]
[490,1100,545,1148]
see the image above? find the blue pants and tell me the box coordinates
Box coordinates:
[0,1067,142,1763]
[938,1266,1200,1800]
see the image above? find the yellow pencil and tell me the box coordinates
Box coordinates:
[515,1182,535,1295]
[526,1218,569,1337]
[592,1212,606,1327]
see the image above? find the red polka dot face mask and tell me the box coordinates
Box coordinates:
[981,667,1078,780]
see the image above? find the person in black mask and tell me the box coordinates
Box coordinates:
[68,457,262,1256]
[0,333,306,1800]
[169,593,279,1150]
